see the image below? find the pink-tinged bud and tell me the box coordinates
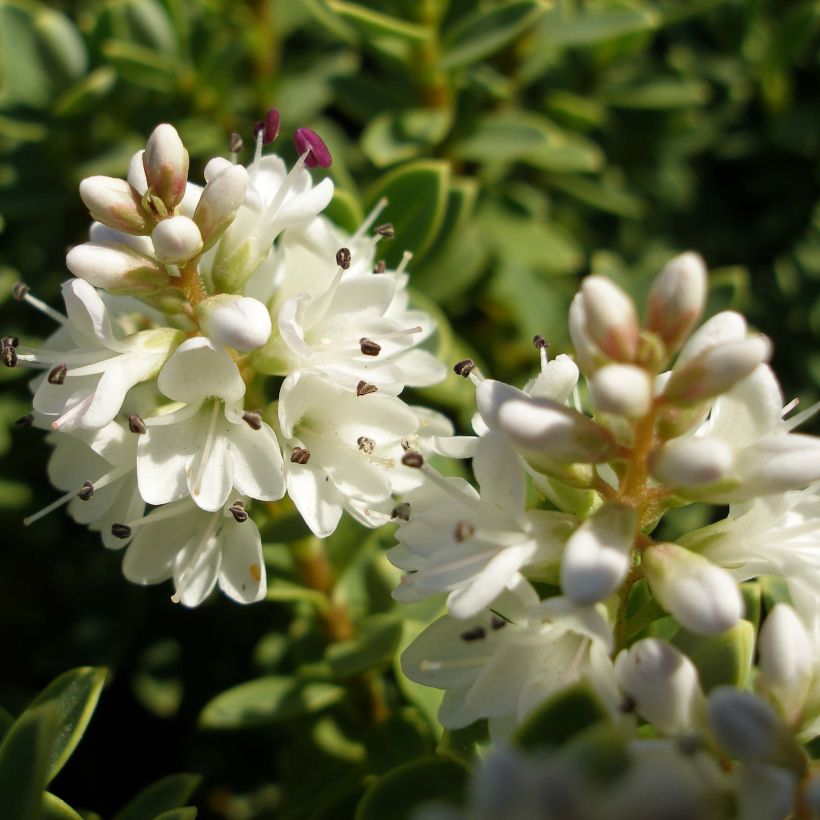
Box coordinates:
[589,364,652,417]
[664,335,772,405]
[646,252,708,355]
[294,127,332,168]
[643,543,744,634]
[561,501,636,604]
[143,123,189,210]
[66,242,168,294]
[196,294,272,351]
[650,437,735,488]
[255,109,280,145]
[127,149,148,195]
[193,164,249,251]
[615,639,704,734]
[79,176,155,235]
[151,215,203,264]
[675,310,746,367]
[579,276,640,362]
[758,604,814,726]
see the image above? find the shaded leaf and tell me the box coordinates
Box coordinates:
[326,2,430,43]
[112,773,201,820]
[42,793,84,820]
[327,615,404,678]
[671,619,755,692]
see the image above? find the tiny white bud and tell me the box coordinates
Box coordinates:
[615,638,704,734]
[665,335,772,405]
[196,294,272,351]
[561,501,636,604]
[193,164,249,251]
[127,149,148,195]
[758,604,814,725]
[568,293,598,374]
[643,543,744,634]
[675,310,746,367]
[646,252,707,354]
[204,156,233,182]
[588,363,652,417]
[151,215,203,264]
[79,176,154,235]
[650,436,735,488]
[580,276,640,363]
[143,123,189,210]
[66,242,167,294]
[527,353,579,403]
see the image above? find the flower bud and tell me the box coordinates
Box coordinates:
[568,293,598,374]
[66,242,168,294]
[643,543,743,634]
[561,501,636,604]
[477,380,620,464]
[708,687,806,773]
[758,604,814,725]
[664,335,772,405]
[204,156,233,182]
[579,276,640,362]
[589,364,652,417]
[196,294,272,351]
[527,353,579,403]
[143,123,189,210]
[33,8,87,83]
[151,215,203,264]
[646,252,707,355]
[650,437,735,488]
[731,434,820,499]
[615,638,704,733]
[193,164,249,251]
[127,150,148,195]
[675,310,746,367]
[79,176,154,235]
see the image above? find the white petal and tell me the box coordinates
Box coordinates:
[396,349,448,387]
[218,517,266,603]
[174,531,221,607]
[158,337,245,404]
[473,433,524,514]
[286,464,343,538]
[61,279,119,348]
[188,417,234,512]
[227,419,285,502]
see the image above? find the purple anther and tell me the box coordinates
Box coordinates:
[254,109,281,146]
[294,127,332,169]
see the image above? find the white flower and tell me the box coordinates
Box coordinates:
[137,337,284,511]
[389,433,575,618]
[277,369,419,537]
[121,497,266,606]
[25,279,183,432]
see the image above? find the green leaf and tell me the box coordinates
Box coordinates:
[514,682,609,750]
[325,1,430,42]
[100,40,178,92]
[0,706,14,743]
[537,5,658,48]
[365,160,450,267]
[354,756,468,820]
[362,109,452,168]
[28,667,106,784]
[440,0,548,69]
[153,810,197,820]
[54,68,117,118]
[0,703,60,820]
[454,112,603,173]
[598,79,710,109]
[123,0,178,55]
[562,723,630,785]
[0,4,52,108]
[327,615,404,678]
[671,620,755,692]
[547,174,645,219]
[42,793,84,820]
[436,721,490,768]
[32,8,88,84]
[199,676,345,729]
[112,774,201,820]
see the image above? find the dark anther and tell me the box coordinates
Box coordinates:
[453,359,476,378]
[533,335,548,350]
[12,282,30,301]
[228,500,249,523]
[374,223,394,239]
[290,446,311,465]
[356,380,378,396]
[254,109,280,146]
[401,451,424,469]
[359,338,381,357]
[48,364,67,385]
[357,436,375,454]
[128,413,146,435]
[391,502,411,521]
[230,132,244,153]
[336,247,351,270]
[1,346,17,368]
[460,626,486,642]
[242,411,262,430]
[77,480,94,501]
[620,696,636,713]
[1,335,19,349]
[294,127,332,169]
[453,520,475,542]
[372,260,386,274]
[490,615,508,631]
[14,413,34,427]
[111,523,132,539]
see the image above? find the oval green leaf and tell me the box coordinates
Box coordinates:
[671,620,755,692]
[42,793,84,820]
[112,773,201,820]
[326,1,430,42]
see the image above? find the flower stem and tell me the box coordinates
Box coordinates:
[178,258,207,307]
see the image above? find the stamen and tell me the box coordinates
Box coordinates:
[230,132,244,157]
[291,446,311,465]
[13,282,66,324]
[1,345,17,368]
[784,399,819,431]
[353,197,388,242]
[395,251,413,276]
[111,523,132,539]
[391,502,411,521]
[23,487,84,526]
[1,335,19,349]
[460,626,486,642]
[565,636,589,684]
[78,481,94,501]
[48,364,67,385]
[228,500,248,523]
[255,109,280,146]
[12,282,29,300]
[401,451,424,469]
[294,127,332,169]
[51,393,95,431]
[360,338,381,357]
[533,335,549,372]
[419,656,490,672]
[452,359,485,385]
[357,436,375,454]
[401,435,419,452]
[128,413,146,435]
[356,380,378,397]
[336,247,351,270]
[374,223,394,239]
[15,413,34,427]
[192,401,222,498]
[490,615,508,630]
[372,260,386,274]
[453,520,475,542]
[242,410,262,430]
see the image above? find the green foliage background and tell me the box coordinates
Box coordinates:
[0,0,817,817]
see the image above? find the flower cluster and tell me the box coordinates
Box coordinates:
[5,117,446,607]
[390,253,820,801]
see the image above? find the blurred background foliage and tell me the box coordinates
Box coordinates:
[0,0,818,816]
